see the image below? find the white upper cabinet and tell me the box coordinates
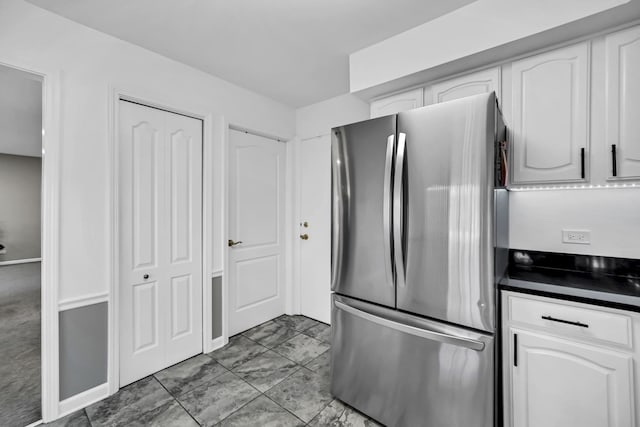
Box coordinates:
[431,67,501,104]
[606,26,640,179]
[511,43,590,184]
[370,88,423,118]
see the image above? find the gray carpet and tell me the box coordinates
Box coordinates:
[0,262,41,427]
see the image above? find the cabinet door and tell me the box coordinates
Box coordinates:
[606,26,640,179]
[370,88,423,118]
[508,329,635,427]
[511,43,589,184]
[431,67,500,104]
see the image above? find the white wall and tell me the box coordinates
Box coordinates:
[0,65,42,157]
[510,188,640,258]
[0,154,42,261]
[0,0,295,302]
[296,93,370,140]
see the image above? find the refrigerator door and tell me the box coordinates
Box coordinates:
[396,93,497,332]
[331,294,494,427]
[331,115,397,308]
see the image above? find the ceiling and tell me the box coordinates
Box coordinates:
[0,65,42,158]
[26,0,476,107]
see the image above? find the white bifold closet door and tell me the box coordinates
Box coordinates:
[118,100,203,387]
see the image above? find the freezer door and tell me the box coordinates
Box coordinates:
[331,295,494,427]
[395,93,497,331]
[331,115,397,308]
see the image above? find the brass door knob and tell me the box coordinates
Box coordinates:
[300,234,309,240]
[228,239,243,247]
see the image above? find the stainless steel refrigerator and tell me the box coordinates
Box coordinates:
[330,92,509,427]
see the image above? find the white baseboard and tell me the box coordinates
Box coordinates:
[57,383,109,419]
[24,420,43,427]
[0,257,41,266]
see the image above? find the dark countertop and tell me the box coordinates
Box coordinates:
[500,249,640,311]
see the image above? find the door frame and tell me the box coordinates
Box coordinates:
[108,88,224,396]
[291,136,310,316]
[0,60,62,422]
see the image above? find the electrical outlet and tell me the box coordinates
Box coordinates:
[562,229,591,245]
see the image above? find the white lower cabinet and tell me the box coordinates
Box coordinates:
[509,329,634,427]
[503,292,639,427]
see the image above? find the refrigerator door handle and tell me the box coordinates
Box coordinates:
[383,134,395,287]
[334,300,486,351]
[393,132,406,287]
[330,132,345,291]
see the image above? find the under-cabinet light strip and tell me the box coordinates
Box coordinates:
[508,183,639,191]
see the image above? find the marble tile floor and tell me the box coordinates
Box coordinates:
[47,315,382,427]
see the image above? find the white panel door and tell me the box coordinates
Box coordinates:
[511,43,589,184]
[228,130,285,335]
[606,26,640,179]
[299,136,331,324]
[370,88,424,118]
[119,101,202,387]
[509,329,635,427]
[431,67,500,104]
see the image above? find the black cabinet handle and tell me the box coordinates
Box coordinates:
[541,315,589,328]
[612,144,618,177]
[580,147,585,179]
[513,333,518,367]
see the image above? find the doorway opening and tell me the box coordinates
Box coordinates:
[0,64,43,426]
